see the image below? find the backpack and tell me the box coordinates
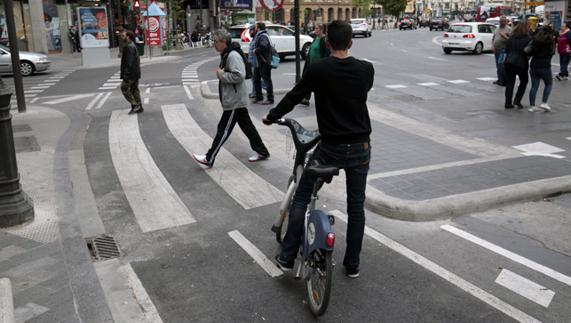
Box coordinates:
[258,33,280,69]
[222,44,252,79]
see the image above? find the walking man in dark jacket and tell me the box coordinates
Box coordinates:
[265,20,374,279]
[120,30,143,114]
[253,22,274,104]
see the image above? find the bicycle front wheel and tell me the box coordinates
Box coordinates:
[306,250,333,316]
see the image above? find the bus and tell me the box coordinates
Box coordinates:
[476,5,512,22]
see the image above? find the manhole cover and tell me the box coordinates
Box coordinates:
[86,235,121,261]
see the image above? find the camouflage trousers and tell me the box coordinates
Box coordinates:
[121,79,142,108]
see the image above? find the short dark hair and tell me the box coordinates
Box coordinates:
[511,21,528,37]
[256,22,266,30]
[125,30,135,41]
[326,20,352,51]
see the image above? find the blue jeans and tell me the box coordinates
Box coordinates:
[495,48,506,83]
[559,53,570,77]
[280,142,370,271]
[529,67,553,106]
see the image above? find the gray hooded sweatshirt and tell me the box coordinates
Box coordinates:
[216,44,249,111]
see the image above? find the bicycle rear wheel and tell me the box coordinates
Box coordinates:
[306,250,333,316]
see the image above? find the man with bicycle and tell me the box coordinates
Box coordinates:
[263,20,374,278]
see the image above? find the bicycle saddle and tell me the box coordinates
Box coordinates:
[305,162,339,183]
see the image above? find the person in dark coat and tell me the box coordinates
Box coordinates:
[253,22,274,104]
[504,22,530,109]
[120,30,143,114]
[527,25,556,112]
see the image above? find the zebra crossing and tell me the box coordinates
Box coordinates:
[99,71,121,91]
[8,69,75,108]
[181,57,217,87]
[383,76,495,89]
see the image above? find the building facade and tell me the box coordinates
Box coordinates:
[256,0,365,26]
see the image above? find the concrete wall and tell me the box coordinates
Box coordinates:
[28,0,47,53]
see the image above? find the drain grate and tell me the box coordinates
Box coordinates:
[86,235,121,261]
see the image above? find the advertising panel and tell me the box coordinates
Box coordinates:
[77,7,109,48]
[220,0,254,10]
[145,16,162,47]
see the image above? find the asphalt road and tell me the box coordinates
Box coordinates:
[5,29,571,322]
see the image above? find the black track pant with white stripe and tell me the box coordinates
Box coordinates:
[206,107,269,166]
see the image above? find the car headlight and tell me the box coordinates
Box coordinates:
[36,56,47,63]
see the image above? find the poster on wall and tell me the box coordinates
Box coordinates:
[77,7,109,48]
[145,16,162,47]
[220,0,253,10]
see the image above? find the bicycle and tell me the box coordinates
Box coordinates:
[269,118,338,316]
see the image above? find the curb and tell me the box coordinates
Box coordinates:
[200,80,290,100]
[0,278,15,323]
[365,175,571,221]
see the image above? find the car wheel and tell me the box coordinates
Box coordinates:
[20,61,34,76]
[301,43,311,60]
[443,48,452,54]
[473,42,483,54]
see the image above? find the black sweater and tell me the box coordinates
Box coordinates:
[530,33,555,69]
[267,56,374,144]
[505,35,531,68]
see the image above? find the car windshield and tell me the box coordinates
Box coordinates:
[229,28,244,39]
[351,19,365,25]
[449,25,472,33]
[0,44,9,52]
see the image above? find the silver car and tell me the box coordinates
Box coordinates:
[0,45,50,76]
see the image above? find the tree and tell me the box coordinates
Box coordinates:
[352,0,371,17]
[378,0,406,17]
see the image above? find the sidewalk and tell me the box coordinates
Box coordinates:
[48,46,199,71]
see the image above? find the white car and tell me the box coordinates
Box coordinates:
[229,24,314,60]
[442,22,496,55]
[0,45,50,76]
[350,18,372,37]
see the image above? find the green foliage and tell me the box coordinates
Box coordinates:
[378,0,407,17]
[352,0,371,17]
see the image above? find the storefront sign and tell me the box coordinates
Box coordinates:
[145,16,162,47]
[220,0,253,10]
[77,7,109,48]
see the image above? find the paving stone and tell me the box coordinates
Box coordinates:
[370,156,571,200]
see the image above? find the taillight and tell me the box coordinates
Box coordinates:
[326,233,335,248]
[443,33,449,37]
[241,29,250,42]
[463,34,476,38]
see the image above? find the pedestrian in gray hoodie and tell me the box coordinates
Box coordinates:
[192,29,270,168]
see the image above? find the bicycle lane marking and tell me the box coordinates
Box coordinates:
[330,210,542,323]
[228,230,283,278]
[161,104,283,209]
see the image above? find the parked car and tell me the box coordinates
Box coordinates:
[419,18,430,28]
[229,23,314,60]
[350,18,372,37]
[429,18,449,31]
[0,45,50,76]
[398,18,416,30]
[441,22,496,54]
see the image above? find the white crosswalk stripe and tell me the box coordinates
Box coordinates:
[108,110,196,232]
[99,72,122,90]
[162,104,283,209]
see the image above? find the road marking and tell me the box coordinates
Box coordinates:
[495,269,555,308]
[183,85,194,100]
[143,97,149,104]
[441,224,571,287]
[512,142,565,159]
[95,259,164,322]
[44,93,96,105]
[400,49,409,52]
[447,80,470,84]
[102,83,120,87]
[0,278,14,322]
[145,88,151,94]
[282,73,296,76]
[418,82,439,86]
[94,92,112,110]
[385,84,407,89]
[109,110,196,232]
[477,77,497,81]
[99,87,117,90]
[427,56,447,61]
[31,85,51,89]
[40,82,56,85]
[363,58,377,64]
[162,104,283,209]
[331,212,541,323]
[228,230,283,278]
[30,97,39,103]
[566,137,571,141]
[85,93,105,110]
[14,303,50,322]
[24,90,44,93]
